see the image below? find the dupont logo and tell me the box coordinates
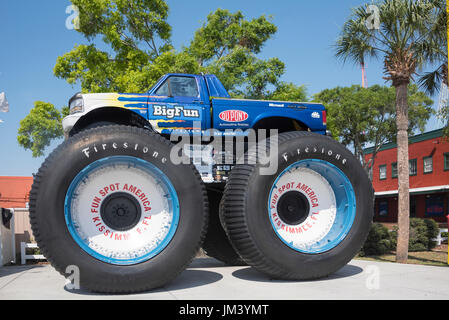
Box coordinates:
[219,110,249,122]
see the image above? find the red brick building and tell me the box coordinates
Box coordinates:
[364,128,449,224]
[0,177,33,209]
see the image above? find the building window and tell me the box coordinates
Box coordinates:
[378,200,388,216]
[409,159,417,176]
[425,195,445,217]
[379,165,387,180]
[392,162,398,178]
[447,196,449,215]
[423,156,433,174]
[444,153,449,171]
[410,196,416,217]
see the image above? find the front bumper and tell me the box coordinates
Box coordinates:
[62,114,82,139]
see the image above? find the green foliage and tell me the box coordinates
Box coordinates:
[360,223,396,256]
[334,0,443,144]
[189,9,283,99]
[269,83,308,102]
[360,218,440,256]
[438,103,449,138]
[314,84,433,173]
[53,0,175,93]
[391,218,440,252]
[335,0,442,263]
[335,0,439,71]
[415,0,448,137]
[421,218,440,250]
[17,102,67,158]
[20,3,309,157]
[188,9,276,66]
[54,5,284,97]
[72,0,171,57]
[54,44,122,93]
[417,0,447,92]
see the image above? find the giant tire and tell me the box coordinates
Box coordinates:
[201,187,245,266]
[221,131,373,280]
[29,125,208,293]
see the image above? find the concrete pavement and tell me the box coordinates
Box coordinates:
[0,258,448,300]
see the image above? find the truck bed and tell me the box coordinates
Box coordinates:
[211,98,326,132]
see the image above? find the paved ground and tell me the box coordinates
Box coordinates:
[0,258,448,300]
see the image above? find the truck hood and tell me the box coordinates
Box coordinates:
[80,93,149,111]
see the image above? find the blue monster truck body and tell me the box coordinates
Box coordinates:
[64,73,328,136]
[63,73,329,182]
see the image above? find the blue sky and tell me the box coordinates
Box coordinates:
[0,0,443,176]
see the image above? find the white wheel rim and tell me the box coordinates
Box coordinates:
[268,159,356,254]
[65,156,179,265]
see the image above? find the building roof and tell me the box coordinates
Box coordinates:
[363,128,445,155]
[0,176,33,208]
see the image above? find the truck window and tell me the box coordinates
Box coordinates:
[155,76,199,98]
[155,80,170,96]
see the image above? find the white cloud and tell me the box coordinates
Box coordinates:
[0,92,9,112]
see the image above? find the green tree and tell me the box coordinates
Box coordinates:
[417,0,448,137]
[53,0,175,93]
[315,84,433,176]
[19,3,307,156]
[269,82,308,102]
[73,0,172,57]
[17,102,69,158]
[335,0,440,263]
[188,9,276,66]
[188,9,284,99]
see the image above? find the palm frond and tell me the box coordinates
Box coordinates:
[417,65,443,95]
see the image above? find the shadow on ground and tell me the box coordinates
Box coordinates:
[0,264,47,278]
[232,263,364,283]
[188,257,231,269]
[63,269,224,296]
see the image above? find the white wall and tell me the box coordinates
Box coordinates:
[0,209,15,266]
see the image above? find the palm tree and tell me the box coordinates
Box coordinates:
[418,0,448,136]
[418,0,447,93]
[335,0,440,263]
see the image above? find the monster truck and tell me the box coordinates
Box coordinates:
[30,73,373,293]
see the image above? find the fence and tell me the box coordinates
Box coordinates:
[434,228,448,246]
[20,242,45,265]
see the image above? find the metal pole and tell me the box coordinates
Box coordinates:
[10,209,15,264]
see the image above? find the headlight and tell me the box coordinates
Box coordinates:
[69,93,84,114]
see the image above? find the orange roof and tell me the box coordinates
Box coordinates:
[0,177,33,208]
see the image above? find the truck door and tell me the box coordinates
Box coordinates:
[148,75,206,133]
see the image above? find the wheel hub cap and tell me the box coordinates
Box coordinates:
[100,192,141,232]
[277,191,310,226]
